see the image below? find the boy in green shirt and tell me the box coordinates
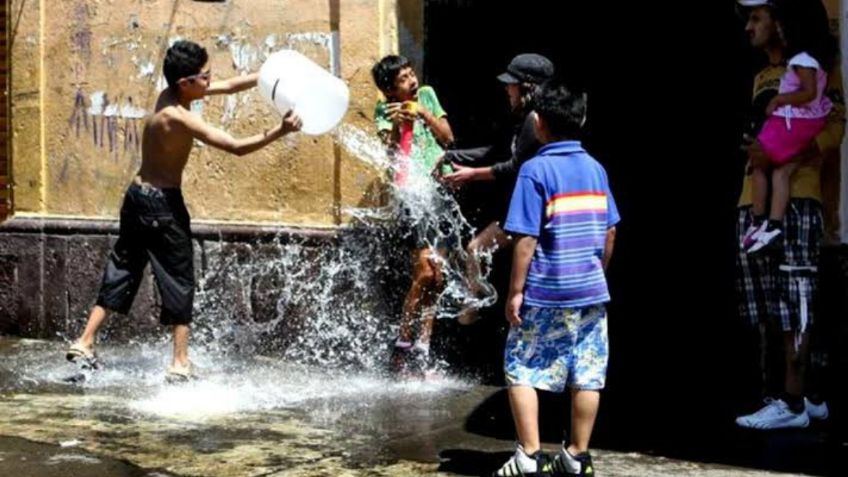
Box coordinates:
[372,55,454,375]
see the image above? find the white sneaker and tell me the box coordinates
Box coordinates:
[747,225,783,254]
[741,222,763,250]
[735,398,810,429]
[805,398,829,421]
[493,445,540,477]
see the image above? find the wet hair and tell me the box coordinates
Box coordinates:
[371,55,412,93]
[534,79,587,140]
[773,0,837,71]
[163,40,209,89]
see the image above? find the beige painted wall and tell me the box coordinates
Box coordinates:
[9,0,424,226]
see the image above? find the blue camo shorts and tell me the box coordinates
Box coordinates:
[504,304,608,392]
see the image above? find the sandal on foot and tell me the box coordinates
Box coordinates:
[165,362,195,384]
[66,343,99,369]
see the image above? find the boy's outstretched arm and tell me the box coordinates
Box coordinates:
[506,234,536,327]
[206,73,259,96]
[180,109,302,156]
[603,226,616,271]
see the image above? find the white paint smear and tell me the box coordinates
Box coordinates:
[102,104,119,118]
[229,41,259,72]
[285,31,337,75]
[285,32,332,49]
[120,103,147,119]
[221,94,239,124]
[138,61,155,79]
[87,91,106,116]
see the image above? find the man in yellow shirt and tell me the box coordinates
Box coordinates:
[734,0,843,430]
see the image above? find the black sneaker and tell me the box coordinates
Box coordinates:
[550,450,594,476]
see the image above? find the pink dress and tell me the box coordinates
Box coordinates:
[758,52,832,165]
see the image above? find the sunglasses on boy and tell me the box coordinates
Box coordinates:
[183,70,212,83]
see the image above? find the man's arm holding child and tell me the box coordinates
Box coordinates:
[766,67,817,114]
[811,68,846,159]
[180,109,302,156]
[506,234,537,327]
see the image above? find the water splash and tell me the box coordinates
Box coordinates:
[2,340,470,421]
[10,123,497,424]
[332,123,499,320]
[186,125,497,371]
[191,226,404,369]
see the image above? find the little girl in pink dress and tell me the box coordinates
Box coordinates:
[743,51,831,253]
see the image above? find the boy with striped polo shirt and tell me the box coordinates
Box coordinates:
[494,79,619,477]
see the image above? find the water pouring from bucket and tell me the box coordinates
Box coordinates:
[258,50,350,135]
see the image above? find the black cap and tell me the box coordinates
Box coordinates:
[497,53,555,85]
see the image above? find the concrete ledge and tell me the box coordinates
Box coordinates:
[0,216,341,244]
[0,216,358,340]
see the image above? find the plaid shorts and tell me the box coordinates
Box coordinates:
[735,200,822,331]
[504,304,608,392]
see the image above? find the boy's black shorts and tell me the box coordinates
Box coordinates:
[96,182,194,325]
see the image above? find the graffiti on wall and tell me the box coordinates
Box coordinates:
[68,88,146,161]
[64,1,147,165]
[64,25,334,159]
[212,31,336,126]
[71,5,92,60]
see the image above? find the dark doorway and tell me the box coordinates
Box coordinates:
[423,1,842,475]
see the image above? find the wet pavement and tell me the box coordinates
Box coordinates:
[0,337,818,476]
[0,435,159,477]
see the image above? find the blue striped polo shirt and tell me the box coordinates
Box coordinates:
[504,141,620,308]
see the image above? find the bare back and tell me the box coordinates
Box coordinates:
[138,90,195,188]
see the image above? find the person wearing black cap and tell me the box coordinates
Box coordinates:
[440,53,556,325]
[443,53,554,185]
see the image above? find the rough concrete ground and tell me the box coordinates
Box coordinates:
[0,338,819,476]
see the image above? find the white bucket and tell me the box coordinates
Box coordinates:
[257,49,349,135]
